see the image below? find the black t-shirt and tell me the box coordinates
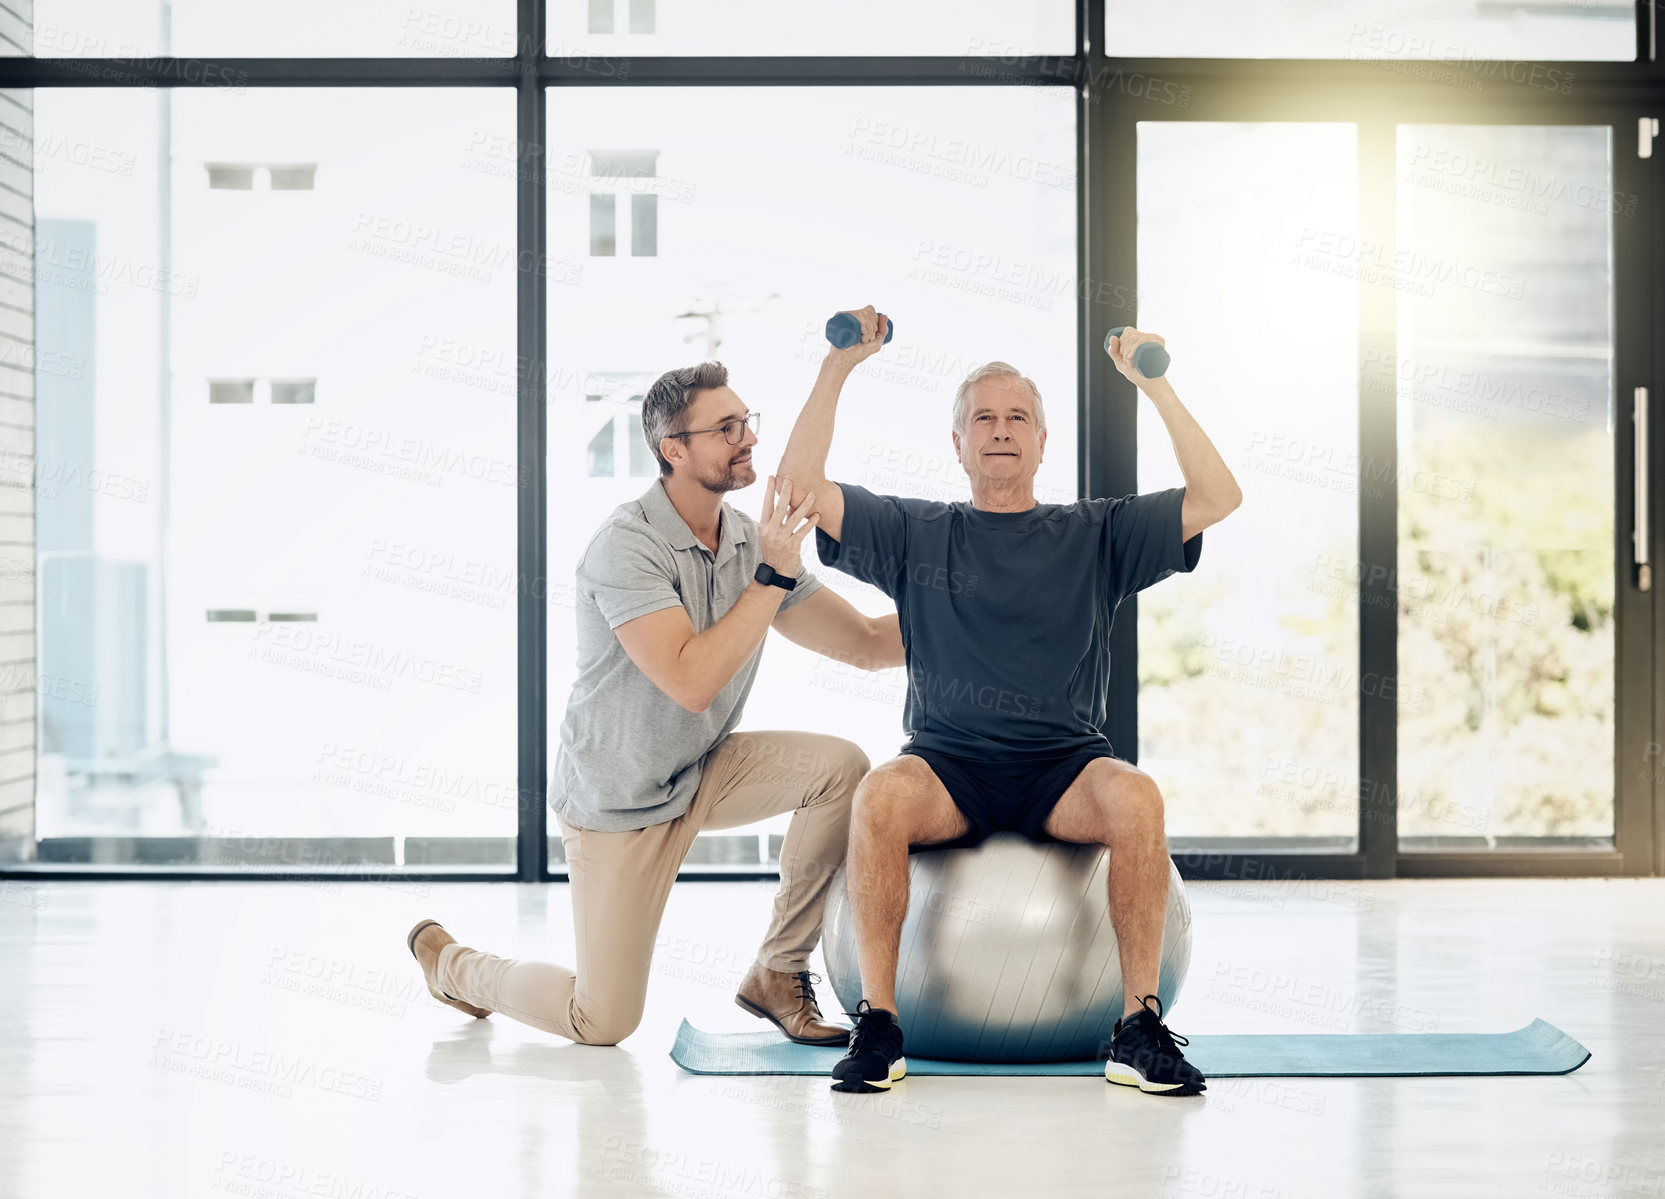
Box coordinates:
[815,481,1203,761]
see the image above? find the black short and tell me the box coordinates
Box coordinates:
[900,744,1120,850]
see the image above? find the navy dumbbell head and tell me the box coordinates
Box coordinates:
[1105,326,1170,378]
[827,312,896,349]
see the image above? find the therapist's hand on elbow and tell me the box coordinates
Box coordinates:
[758,474,819,580]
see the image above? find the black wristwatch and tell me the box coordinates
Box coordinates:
[754,562,798,591]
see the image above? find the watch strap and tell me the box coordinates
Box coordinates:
[754,562,798,591]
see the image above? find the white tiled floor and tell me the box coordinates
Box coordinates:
[1,875,1662,1199]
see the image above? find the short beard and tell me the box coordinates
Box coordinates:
[697,458,749,495]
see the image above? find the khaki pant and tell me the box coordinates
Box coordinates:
[436,730,868,1044]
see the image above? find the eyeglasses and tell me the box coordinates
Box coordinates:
[667,411,760,446]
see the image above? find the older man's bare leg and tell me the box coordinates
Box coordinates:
[1043,756,1171,1017]
[844,754,969,1015]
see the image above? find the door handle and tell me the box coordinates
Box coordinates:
[1637,386,1652,591]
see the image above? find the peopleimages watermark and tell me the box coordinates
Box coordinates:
[348,211,582,287]
[710,1077,945,1131]
[248,622,485,695]
[653,931,752,991]
[462,133,697,203]
[362,537,516,612]
[212,1150,420,1199]
[597,1139,829,1199]
[1,881,48,911]
[298,414,525,489]
[396,6,516,55]
[0,127,136,177]
[1540,1152,1664,1199]
[902,236,1145,317]
[30,24,250,90]
[963,36,1192,108]
[1170,850,1376,911]
[1362,349,1592,424]
[1199,632,1427,711]
[0,341,89,380]
[1592,947,1665,1004]
[847,116,1074,191]
[1176,857,1375,914]
[1159,1165,1318,1199]
[1294,226,1525,300]
[1257,756,1489,834]
[1342,23,1575,95]
[909,237,1111,314]
[348,212,543,286]
[313,742,520,816]
[262,944,431,1019]
[855,437,1082,509]
[1307,552,1542,627]
[0,445,151,504]
[2,231,201,299]
[1202,1077,1330,1120]
[792,325,949,395]
[0,665,100,708]
[808,651,1052,722]
[1641,741,1665,787]
[148,1027,385,1102]
[1402,142,1639,219]
[833,542,983,597]
[1240,430,1475,505]
[194,842,432,900]
[1206,961,1442,1032]
[412,333,645,402]
[359,535,582,616]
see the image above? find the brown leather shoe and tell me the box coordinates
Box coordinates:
[735,963,850,1046]
[406,919,492,1019]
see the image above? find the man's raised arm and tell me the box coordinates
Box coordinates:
[1106,327,1243,540]
[776,305,891,543]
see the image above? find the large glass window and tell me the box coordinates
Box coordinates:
[545,86,1077,866]
[5,11,1650,882]
[1395,124,1615,847]
[551,0,1072,57]
[33,0,518,57]
[31,89,518,867]
[1105,0,1633,61]
[1135,122,1359,843]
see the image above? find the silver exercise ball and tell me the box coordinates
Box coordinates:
[821,833,1192,1063]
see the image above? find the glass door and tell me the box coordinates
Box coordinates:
[1393,124,1616,852]
[1132,121,1362,848]
[1127,112,1654,872]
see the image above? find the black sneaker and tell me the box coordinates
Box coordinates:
[1105,995,1207,1096]
[830,1001,907,1094]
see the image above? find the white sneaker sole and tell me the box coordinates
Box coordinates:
[832,1057,908,1093]
[1105,1062,1192,1094]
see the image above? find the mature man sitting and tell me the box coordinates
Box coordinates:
[778,309,1242,1096]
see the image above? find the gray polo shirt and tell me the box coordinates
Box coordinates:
[550,477,825,832]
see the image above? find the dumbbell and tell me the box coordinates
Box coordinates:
[826,311,895,349]
[1105,326,1171,378]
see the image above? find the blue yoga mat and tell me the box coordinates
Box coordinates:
[671,1018,1589,1078]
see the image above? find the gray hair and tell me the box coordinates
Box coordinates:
[952,361,1047,438]
[642,361,729,476]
